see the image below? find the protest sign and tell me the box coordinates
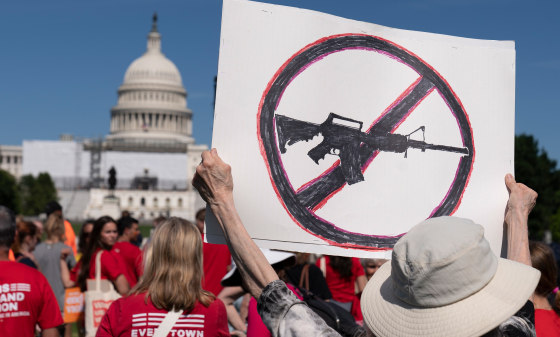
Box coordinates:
[207,0,515,258]
[63,287,84,323]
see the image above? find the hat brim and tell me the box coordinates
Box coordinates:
[361,258,540,337]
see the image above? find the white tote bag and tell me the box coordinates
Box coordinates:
[84,251,122,337]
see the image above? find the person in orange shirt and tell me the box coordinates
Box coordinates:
[45,201,77,256]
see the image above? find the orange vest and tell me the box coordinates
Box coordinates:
[64,219,77,256]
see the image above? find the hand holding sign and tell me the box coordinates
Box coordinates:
[193,149,234,207]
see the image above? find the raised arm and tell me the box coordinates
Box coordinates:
[192,149,278,299]
[504,173,537,267]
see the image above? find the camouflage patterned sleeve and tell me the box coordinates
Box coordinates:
[257,280,341,337]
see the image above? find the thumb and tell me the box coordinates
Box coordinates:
[505,173,516,193]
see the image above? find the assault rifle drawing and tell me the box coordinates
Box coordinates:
[275,113,469,185]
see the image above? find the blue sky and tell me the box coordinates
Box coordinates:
[1,0,559,163]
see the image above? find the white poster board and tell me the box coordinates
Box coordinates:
[208,0,515,258]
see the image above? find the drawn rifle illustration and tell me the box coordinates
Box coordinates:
[275,113,470,185]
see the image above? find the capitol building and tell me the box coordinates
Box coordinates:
[0,15,207,221]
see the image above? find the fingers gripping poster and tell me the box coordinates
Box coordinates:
[208,0,515,258]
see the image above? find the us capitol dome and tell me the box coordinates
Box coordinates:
[106,13,194,151]
[15,13,208,221]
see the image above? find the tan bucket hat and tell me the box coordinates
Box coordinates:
[361,216,540,337]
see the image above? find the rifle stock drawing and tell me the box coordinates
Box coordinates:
[275,113,469,185]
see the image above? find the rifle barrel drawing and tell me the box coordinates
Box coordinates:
[407,140,469,155]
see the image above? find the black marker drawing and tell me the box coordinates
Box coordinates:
[257,34,475,249]
[276,113,469,185]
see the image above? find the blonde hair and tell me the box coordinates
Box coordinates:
[132,217,214,311]
[44,213,65,241]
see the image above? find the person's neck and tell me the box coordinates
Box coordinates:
[20,243,31,254]
[100,242,113,251]
[533,294,553,310]
[117,236,128,243]
[46,237,60,244]
[0,248,10,261]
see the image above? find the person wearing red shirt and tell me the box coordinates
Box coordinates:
[0,205,63,337]
[98,217,229,337]
[317,255,367,315]
[196,208,232,296]
[529,241,560,337]
[113,216,143,287]
[77,216,130,295]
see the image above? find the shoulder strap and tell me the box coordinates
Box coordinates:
[95,251,103,290]
[299,264,310,290]
[153,310,183,337]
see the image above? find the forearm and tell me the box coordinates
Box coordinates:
[41,327,59,337]
[114,275,130,295]
[60,260,75,288]
[356,275,367,294]
[218,286,247,331]
[226,303,247,331]
[210,196,278,299]
[503,174,536,267]
[505,209,531,266]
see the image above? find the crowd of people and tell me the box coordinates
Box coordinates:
[1,149,560,336]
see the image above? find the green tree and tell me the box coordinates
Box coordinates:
[0,169,21,213]
[19,172,58,216]
[35,172,57,213]
[514,134,560,240]
[19,174,37,215]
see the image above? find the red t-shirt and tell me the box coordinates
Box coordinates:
[535,308,560,337]
[0,261,63,337]
[202,234,231,296]
[89,249,127,282]
[316,256,365,303]
[112,241,143,288]
[97,293,229,337]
